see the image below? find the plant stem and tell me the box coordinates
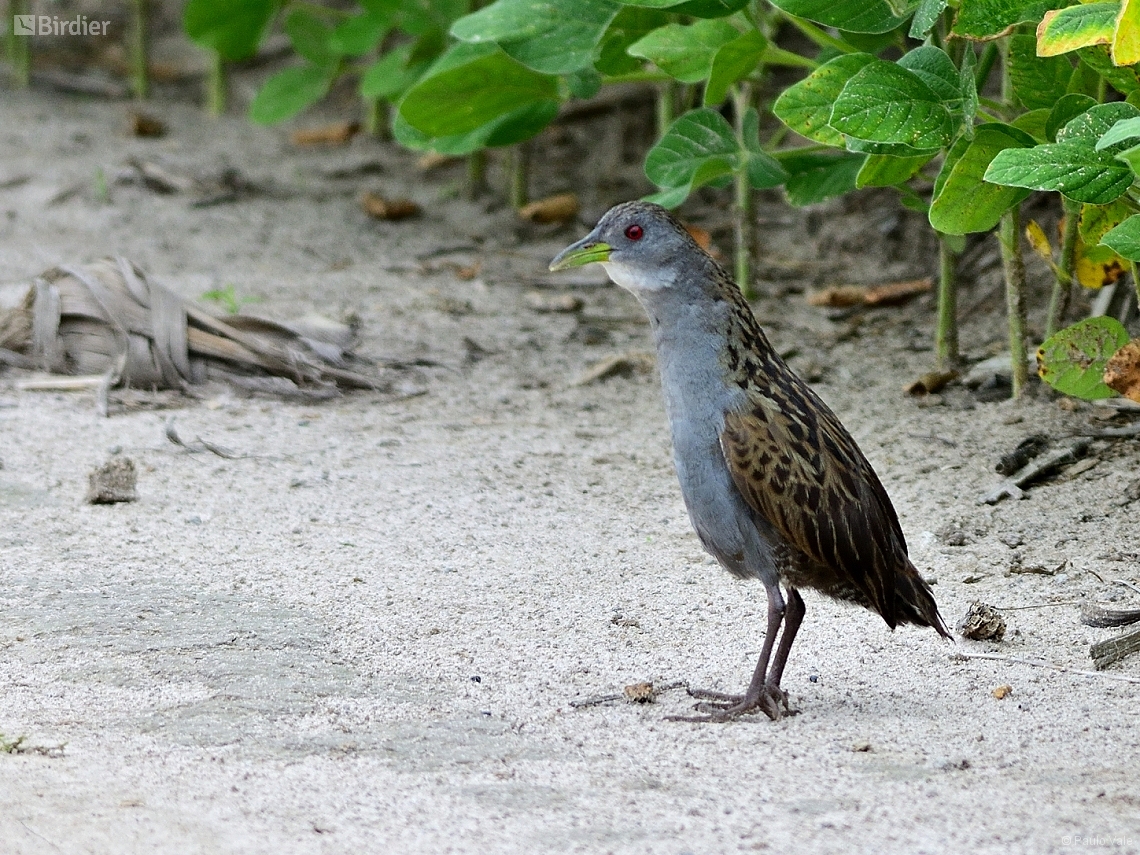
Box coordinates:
[466,150,486,200]
[1046,196,1080,337]
[129,0,149,99]
[363,97,387,137]
[731,85,754,299]
[936,233,959,369]
[999,205,1029,397]
[8,0,30,87]
[975,43,999,91]
[509,143,530,209]
[780,14,856,55]
[657,81,676,139]
[207,51,226,117]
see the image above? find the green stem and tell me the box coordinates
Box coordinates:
[975,43,999,91]
[129,0,148,99]
[466,149,486,201]
[731,85,754,298]
[936,233,959,369]
[999,206,1029,397]
[207,51,225,117]
[509,143,530,209]
[780,14,856,55]
[363,97,387,137]
[657,81,676,138]
[8,0,30,87]
[1046,196,1080,337]
[760,47,818,70]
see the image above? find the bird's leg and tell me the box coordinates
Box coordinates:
[669,584,792,722]
[765,587,804,689]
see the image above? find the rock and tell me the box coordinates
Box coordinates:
[957,601,1006,641]
[86,457,137,504]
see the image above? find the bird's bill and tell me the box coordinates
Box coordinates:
[549,236,612,271]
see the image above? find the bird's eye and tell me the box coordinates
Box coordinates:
[624,224,644,241]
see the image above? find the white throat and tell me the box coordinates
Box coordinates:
[601,259,674,293]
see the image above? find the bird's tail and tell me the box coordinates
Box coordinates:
[895,561,952,639]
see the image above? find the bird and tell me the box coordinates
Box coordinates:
[550,201,950,721]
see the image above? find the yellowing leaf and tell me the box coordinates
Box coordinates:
[1075,233,1127,288]
[1114,0,1140,66]
[1026,219,1054,261]
[1036,4,1116,57]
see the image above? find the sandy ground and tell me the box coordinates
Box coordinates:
[2,86,1140,854]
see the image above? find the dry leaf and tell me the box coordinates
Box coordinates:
[808,285,866,307]
[904,369,958,395]
[864,277,933,305]
[623,682,656,703]
[361,192,421,220]
[518,192,580,224]
[417,153,457,171]
[992,684,1012,700]
[1105,338,1140,403]
[290,122,360,147]
[1025,220,1052,262]
[128,111,166,138]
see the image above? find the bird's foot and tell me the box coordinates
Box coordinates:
[665,683,794,722]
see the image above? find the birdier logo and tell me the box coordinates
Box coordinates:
[12,15,110,36]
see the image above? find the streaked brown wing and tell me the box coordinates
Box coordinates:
[719,387,908,625]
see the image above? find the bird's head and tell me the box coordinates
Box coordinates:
[549,201,702,294]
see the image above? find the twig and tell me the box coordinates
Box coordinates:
[979,439,1091,504]
[950,649,1140,683]
[164,417,242,459]
[1081,603,1140,628]
[1115,579,1140,598]
[569,680,688,708]
[1091,626,1140,670]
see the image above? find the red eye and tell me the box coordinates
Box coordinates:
[624,224,644,241]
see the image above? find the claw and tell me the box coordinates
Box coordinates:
[664,683,794,722]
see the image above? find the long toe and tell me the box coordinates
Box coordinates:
[666,683,794,722]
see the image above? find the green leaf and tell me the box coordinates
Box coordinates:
[773,53,876,148]
[856,153,932,188]
[284,8,335,66]
[669,0,750,16]
[897,45,961,105]
[910,0,948,38]
[1045,93,1096,141]
[1036,3,1118,57]
[1096,116,1140,151]
[843,137,942,157]
[627,19,740,83]
[617,0,748,14]
[1079,45,1140,98]
[929,123,1035,234]
[184,0,279,61]
[705,29,767,106]
[392,100,559,154]
[1101,215,1140,261]
[400,0,470,37]
[595,7,672,76]
[985,102,1140,203]
[329,8,394,56]
[766,0,918,34]
[960,43,979,131]
[360,46,425,101]
[1010,108,1050,142]
[830,60,953,150]
[950,0,1055,40]
[781,152,865,206]
[1079,199,1133,249]
[742,107,788,188]
[249,64,335,124]
[398,44,559,137]
[567,68,603,99]
[1036,316,1129,399]
[450,0,620,74]
[1008,33,1073,111]
[644,108,741,199]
